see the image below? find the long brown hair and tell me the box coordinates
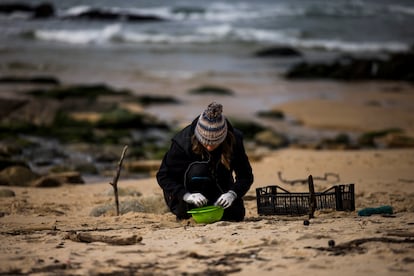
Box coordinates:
[191,131,235,170]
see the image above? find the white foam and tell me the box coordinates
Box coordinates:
[206,26,410,53]
[35,24,122,45]
[32,21,410,54]
[288,38,409,53]
[62,5,91,16]
[197,24,233,37]
[146,70,198,80]
[389,5,414,16]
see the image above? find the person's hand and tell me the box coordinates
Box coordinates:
[215,190,237,209]
[183,193,208,207]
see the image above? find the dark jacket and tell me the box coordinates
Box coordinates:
[156,117,254,209]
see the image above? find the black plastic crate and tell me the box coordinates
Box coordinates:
[256,184,355,216]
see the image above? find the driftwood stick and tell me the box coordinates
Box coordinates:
[306,237,414,255]
[278,171,340,185]
[386,231,414,238]
[110,145,128,216]
[66,231,142,245]
[1,226,147,236]
[308,175,316,219]
[398,178,414,183]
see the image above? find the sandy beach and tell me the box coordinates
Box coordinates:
[1,148,414,275]
[1,77,414,275]
[1,1,414,273]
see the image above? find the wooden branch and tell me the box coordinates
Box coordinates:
[398,178,414,183]
[65,231,142,245]
[308,175,316,219]
[110,145,128,216]
[306,237,414,255]
[278,171,340,185]
[386,231,414,238]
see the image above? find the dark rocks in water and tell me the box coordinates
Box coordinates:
[63,9,166,22]
[379,133,414,148]
[230,119,267,140]
[358,128,414,149]
[32,3,54,18]
[26,84,131,101]
[0,3,32,13]
[0,2,54,18]
[285,50,414,82]
[256,109,285,120]
[25,146,68,167]
[135,95,180,106]
[2,105,170,151]
[0,2,164,22]
[316,133,357,150]
[254,46,302,57]
[172,6,205,16]
[0,138,36,158]
[0,76,60,85]
[189,85,235,96]
[125,13,166,22]
[1,82,172,145]
[254,130,289,149]
[95,108,169,130]
[4,98,60,127]
[357,128,403,148]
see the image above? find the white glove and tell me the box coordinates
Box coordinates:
[183,192,208,207]
[215,190,237,209]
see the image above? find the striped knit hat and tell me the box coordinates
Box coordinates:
[195,102,228,146]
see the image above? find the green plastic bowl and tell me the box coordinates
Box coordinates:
[187,205,224,224]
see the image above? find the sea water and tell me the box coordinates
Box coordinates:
[1,0,413,120]
[1,0,413,76]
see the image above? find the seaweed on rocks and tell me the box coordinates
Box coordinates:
[0,2,54,18]
[254,46,302,58]
[0,76,60,85]
[134,95,180,106]
[357,128,404,148]
[285,49,414,82]
[189,85,234,96]
[229,118,267,140]
[26,84,131,101]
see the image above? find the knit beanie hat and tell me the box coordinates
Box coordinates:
[195,102,228,146]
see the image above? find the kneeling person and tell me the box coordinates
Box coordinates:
[156,102,254,221]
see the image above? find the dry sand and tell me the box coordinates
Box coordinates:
[1,82,414,275]
[1,149,413,276]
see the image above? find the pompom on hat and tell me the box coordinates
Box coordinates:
[195,102,228,146]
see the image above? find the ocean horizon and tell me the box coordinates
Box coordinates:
[2,0,414,50]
